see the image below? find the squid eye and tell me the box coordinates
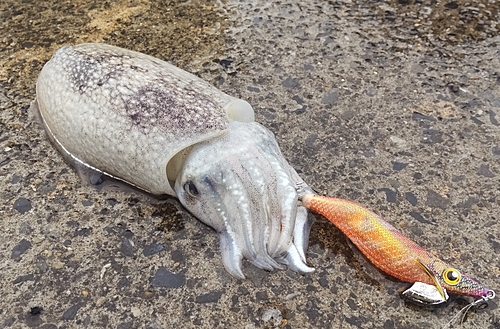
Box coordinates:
[442,268,461,286]
[184,181,199,197]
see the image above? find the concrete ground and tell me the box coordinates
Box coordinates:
[1,0,499,328]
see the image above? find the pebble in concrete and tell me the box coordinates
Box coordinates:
[13,197,31,213]
[62,302,84,320]
[151,267,185,288]
[11,239,32,260]
[261,308,283,327]
[195,291,223,303]
[142,243,164,257]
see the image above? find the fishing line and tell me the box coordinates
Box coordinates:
[442,289,495,329]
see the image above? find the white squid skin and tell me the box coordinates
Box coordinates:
[34,43,315,278]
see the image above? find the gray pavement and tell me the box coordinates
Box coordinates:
[1,0,499,328]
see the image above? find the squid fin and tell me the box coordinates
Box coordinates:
[415,259,447,300]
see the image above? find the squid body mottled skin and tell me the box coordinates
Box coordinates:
[34,43,315,278]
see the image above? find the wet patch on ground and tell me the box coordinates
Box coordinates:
[377,0,500,44]
[0,0,228,96]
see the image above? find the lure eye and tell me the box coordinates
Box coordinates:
[442,268,461,286]
[184,181,199,197]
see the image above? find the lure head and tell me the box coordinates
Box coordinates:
[174,121,314,278]
[404,261,495,305]
[421,260,494,300]
[438,266,493,299]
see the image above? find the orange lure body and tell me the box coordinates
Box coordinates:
[302,194,493,299]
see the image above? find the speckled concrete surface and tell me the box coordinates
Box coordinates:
[1,0,499,328]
